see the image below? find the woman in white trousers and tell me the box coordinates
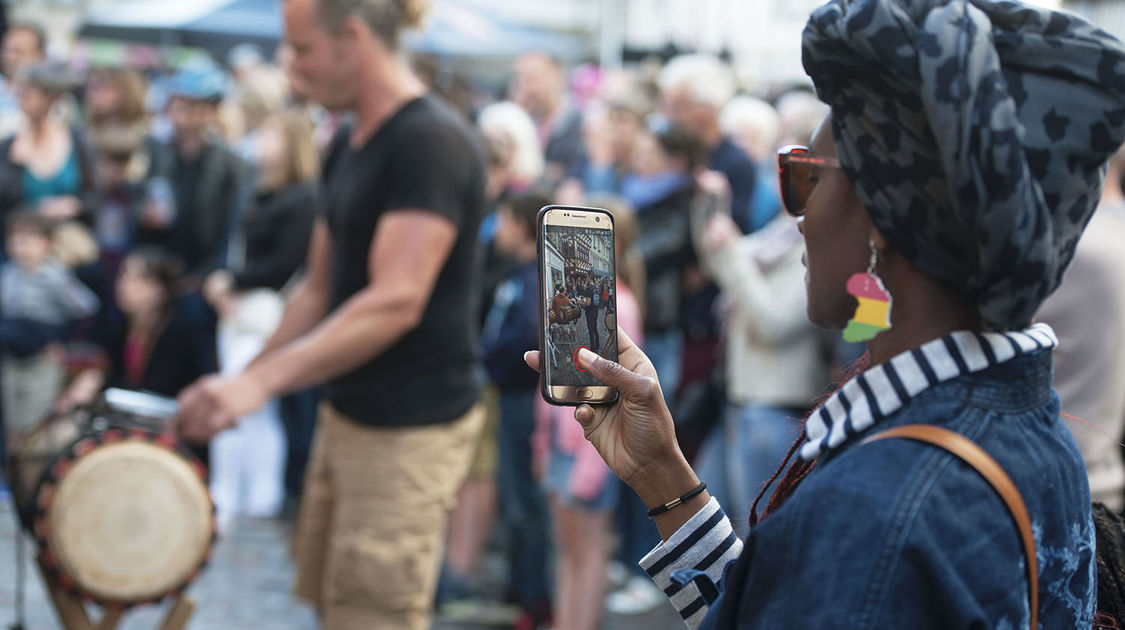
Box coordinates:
[204,110,320,529]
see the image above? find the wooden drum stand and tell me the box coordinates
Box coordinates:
[40,568,196,630]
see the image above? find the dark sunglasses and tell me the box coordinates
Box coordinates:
[777,145,841,217]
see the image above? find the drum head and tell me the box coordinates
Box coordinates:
[36,432,214,605]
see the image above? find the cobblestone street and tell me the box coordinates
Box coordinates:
[0,500,684,630]
[548,303,615,385]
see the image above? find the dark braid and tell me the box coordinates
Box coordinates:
[748,430,806,527]
[1094,503,1125,629]
[749,354,871,527]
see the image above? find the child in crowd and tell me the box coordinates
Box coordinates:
[482,191,554,629]
[55,247,214,469]
[1,211,98,447]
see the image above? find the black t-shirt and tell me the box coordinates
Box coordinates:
[578,285,597,313]
[233,183,317,291]
[321,96,486,427]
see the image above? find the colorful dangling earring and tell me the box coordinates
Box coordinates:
[843,242,892,343]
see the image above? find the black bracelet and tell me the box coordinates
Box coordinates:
[646,481,707,518]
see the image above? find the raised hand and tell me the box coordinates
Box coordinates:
[524,328,705,536]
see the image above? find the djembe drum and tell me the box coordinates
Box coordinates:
[553,304,581,324]
[9,389,214,607]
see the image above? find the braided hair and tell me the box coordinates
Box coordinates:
[748,354,869,527]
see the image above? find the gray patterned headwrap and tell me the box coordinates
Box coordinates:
[803,0,1125,330]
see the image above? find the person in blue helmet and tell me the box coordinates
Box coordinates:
[138,63,249,287]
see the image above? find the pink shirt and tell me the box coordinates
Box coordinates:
[123,336,146,389]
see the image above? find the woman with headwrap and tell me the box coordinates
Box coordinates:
[524,1,1125,628]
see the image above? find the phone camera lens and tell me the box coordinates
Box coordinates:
[596,217,601,222]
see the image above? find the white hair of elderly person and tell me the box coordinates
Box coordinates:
[478,100,545,191]
[659,53,736,111]
[774,89,830,148]
[719,95,781,165]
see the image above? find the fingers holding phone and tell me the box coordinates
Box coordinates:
[523,326,683,491]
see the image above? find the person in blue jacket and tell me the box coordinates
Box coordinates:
[525,1,1125,627]
[483,191,553,627]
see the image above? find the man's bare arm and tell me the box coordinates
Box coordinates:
[249,218,335,367]
[246,210,457,396]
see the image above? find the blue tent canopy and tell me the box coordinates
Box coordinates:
[186,0,282,42]
[79,0,590,63]
[79,0,281,59]
[406,1,589,59]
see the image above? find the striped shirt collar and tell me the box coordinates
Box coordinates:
[799,323,1058,461]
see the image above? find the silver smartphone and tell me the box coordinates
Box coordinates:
[537,205,619,406]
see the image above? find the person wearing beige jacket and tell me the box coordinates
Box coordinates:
[693,203,830,534]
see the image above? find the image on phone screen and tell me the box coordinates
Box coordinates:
[541,208,618,403]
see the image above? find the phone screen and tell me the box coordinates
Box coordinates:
[540,207,618,405]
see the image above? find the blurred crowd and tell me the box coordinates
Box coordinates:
[0,19,835,625]
[2,11,1123,630]
[460,49,854,630]
[0,25,324,535]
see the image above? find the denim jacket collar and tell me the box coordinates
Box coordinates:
[799,323,1059,461]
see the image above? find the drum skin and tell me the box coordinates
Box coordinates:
[26,427,214,606]
[550,305,582,324]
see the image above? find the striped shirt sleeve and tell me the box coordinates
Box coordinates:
[639,498,743,629]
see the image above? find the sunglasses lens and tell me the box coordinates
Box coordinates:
[779,149,813,216]
[789,160,818,216]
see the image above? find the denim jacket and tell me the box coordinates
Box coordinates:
[642,325,1095,629]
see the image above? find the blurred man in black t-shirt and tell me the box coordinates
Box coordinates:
[173,0,486,627]
[578,275,600,352]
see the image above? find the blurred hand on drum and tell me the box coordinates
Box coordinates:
[523,327,706,539]
[173,373,269,443]
[54,369,104,414]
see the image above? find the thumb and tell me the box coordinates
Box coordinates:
[577,348,659,401]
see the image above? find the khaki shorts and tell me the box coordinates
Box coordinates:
[292,401,485,630]
[466,385,500,479]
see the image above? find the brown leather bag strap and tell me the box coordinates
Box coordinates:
[862,424,1038,630]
